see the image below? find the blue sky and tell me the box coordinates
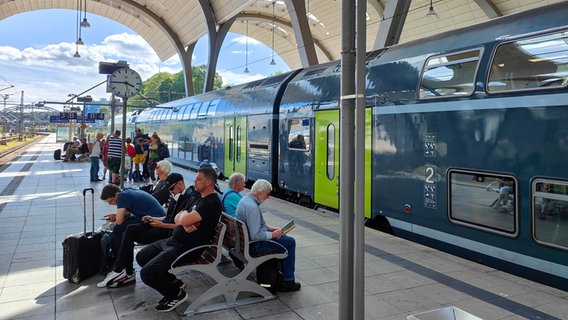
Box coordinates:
[0,9,289,109]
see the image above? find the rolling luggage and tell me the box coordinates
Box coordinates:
[54,149,61,160]
[62,188,102,283]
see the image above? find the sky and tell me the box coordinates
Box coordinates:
[0,9,290,110]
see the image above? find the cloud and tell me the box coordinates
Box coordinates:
[218,70,265,86]
[232,36,261,46]
[0,33,183,105]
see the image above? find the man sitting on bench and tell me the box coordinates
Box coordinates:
[235,179,301,292]
[136,167,222,313]
[97,173,199,288]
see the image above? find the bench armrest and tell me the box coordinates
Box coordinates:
[171,243,218,268]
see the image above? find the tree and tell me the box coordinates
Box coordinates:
[133,65,224,105]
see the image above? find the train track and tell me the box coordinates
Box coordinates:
[0,136,44,168]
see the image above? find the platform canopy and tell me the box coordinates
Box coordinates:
[1,0,561,71]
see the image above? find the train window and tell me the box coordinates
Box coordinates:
[448,170,518,237]
[190,103,200,119]
[419,49,481,99]
[287,119,310,151]
[197,101,209,118]
[228,125,234,162]
[532,179,568,250]
[326,124,335,180]
[182,104,192,120]
[208,99,219,116]
[488,31,568,92]
[236,125,242,163]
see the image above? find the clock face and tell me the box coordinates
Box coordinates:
[110,68,142,98]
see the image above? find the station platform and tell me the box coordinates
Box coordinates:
[1,134,567,320]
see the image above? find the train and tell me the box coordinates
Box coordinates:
[116,2,568,291]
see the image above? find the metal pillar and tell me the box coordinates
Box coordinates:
[354,0,367,318]
[339,0,356,318]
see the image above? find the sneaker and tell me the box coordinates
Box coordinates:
[279,280,301,292]
[97,269,126,288]
[155,290,188,312]
[107,271,136,288]
[173,278,187,291]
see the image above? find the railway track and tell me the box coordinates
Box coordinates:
[0,136,44,168]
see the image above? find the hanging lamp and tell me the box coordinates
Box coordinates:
[244,20,250,73]
[269,2,276,65]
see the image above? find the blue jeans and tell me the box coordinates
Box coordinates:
[250,235,296,281]
[110,215,142,258]
[89,156,100,181]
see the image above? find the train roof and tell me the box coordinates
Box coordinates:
[138,71,297,123]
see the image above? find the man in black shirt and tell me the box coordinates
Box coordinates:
[97,173,199,288]
[136,167,221,313]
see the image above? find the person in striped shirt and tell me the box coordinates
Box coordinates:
[108,130,124,185]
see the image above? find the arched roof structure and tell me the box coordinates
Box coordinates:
[1,0,563,95]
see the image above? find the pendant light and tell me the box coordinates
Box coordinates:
[81,0,91,28]
[426,0,438,18]
[244,20,250,73]
[269,2,276,65]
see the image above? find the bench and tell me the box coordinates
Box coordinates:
[169,213,288,316]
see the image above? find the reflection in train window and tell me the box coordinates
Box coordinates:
[288,119,310,151]
[236,125,242,163]
[419,49,481,99]
[448,170,518,237]
[228,125,234,162]
[182,104,192,120]
[532,179,568,250]
[326,124,335,180]
[488,31,568,92]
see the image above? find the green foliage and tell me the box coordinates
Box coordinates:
[137,65,224,105]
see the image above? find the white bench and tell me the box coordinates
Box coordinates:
[169,213,287,316]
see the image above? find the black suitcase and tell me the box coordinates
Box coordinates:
[54,149,61,160]
[62,188,102,283]
[256,258,283,294]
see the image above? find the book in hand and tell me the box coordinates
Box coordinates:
[281,219,296,235]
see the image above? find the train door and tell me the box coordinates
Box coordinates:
[224,117,247,177]
[314,110,340,209]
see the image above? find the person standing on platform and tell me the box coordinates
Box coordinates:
[235,179,301,292]
[101,135,110,181]
[221,172,245,216]
[88,132,104,182]
[147,133,162,182]
[107,130,123,185]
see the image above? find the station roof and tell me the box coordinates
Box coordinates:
[0,0,563,70]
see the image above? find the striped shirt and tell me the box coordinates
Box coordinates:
[108,135,123,158]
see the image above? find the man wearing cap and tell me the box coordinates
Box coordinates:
[97,173,199,288]
[136,167,222,312]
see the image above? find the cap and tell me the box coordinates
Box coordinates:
[165,173,184,189]
[199,161,212,169]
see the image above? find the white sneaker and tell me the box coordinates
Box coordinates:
[97,269,126,288]
[108,271,136,288]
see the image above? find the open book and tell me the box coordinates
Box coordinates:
[281,219,296,235]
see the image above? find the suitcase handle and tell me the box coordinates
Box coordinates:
[82,188,96,234]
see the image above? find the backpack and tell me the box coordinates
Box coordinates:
[131,170,142,183]
[158,143,170,159]
[221,190,236,212]
[256,258,283,294]
[54,149,62,160]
